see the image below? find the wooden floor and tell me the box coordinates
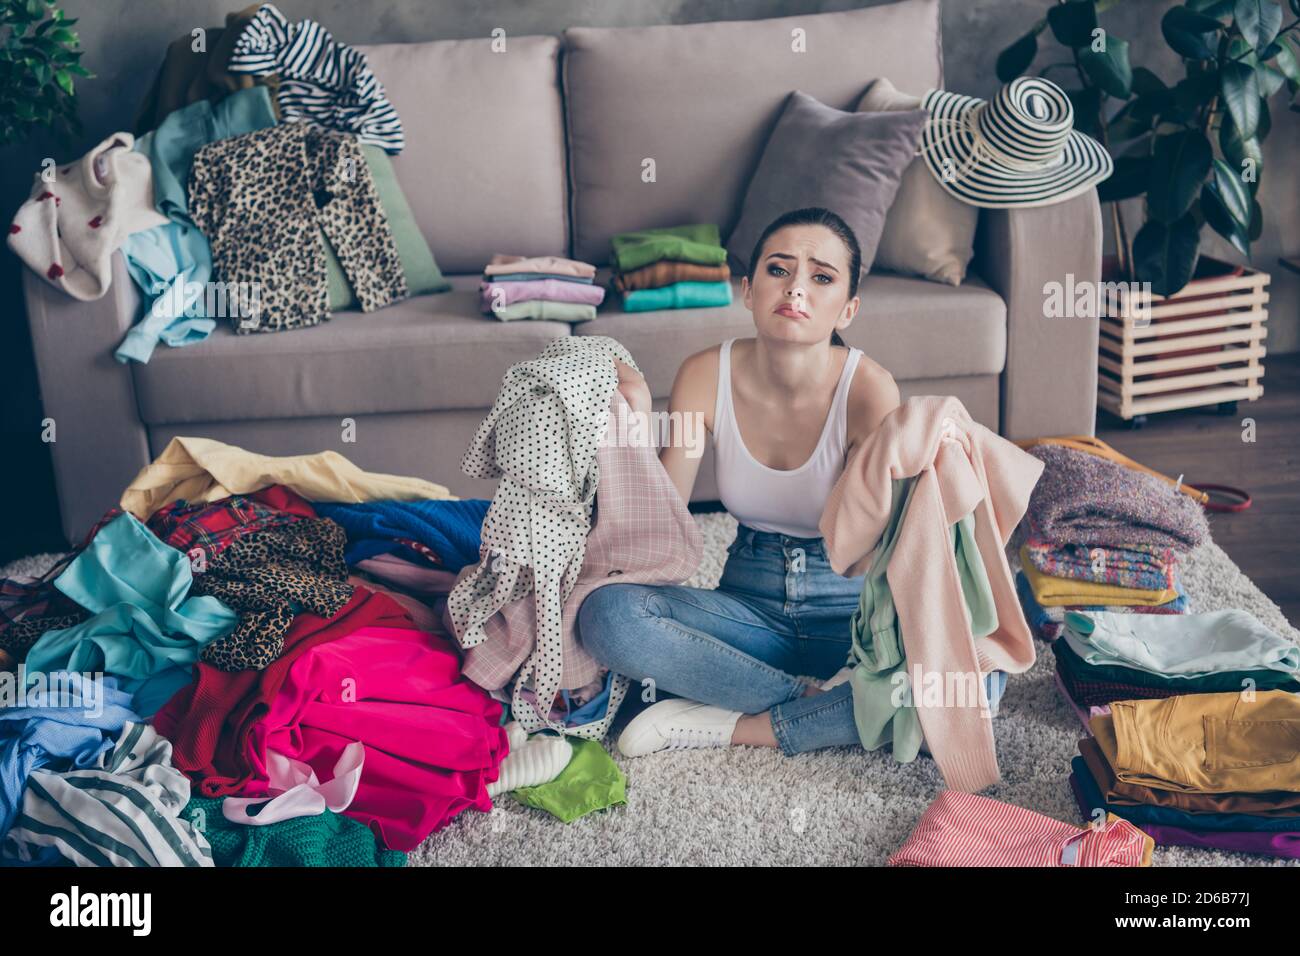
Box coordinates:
[1095,353,1300,628]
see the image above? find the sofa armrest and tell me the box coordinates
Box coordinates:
[22,251,152,544]
[972,189,1102,440]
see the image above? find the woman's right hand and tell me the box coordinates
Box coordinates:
[614,359,652,417]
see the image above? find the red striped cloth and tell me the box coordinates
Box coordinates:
[888,789,1153,866]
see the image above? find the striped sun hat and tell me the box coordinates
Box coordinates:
[917,77,1112,208]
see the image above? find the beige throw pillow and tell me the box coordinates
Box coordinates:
[857,78,978,286]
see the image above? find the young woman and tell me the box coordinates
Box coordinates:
[577,207,905,757]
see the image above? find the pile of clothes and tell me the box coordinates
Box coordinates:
[610,224,733,312]
[478,253,605,322]
[7,3,450,365]
[0,428,642,868]
[1011,438,1213,713]
[1007,437,1300,860]
[1070,691,1300,860]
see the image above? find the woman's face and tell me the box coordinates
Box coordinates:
[741,224,859,346]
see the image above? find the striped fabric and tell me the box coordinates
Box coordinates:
[228,3,404,153]
[918,77,1112,209]
[888,789,1152,867]
[2,723,214,867]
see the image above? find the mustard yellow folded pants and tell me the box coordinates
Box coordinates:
[1096,691,1300,795]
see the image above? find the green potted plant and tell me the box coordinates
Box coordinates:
[0,0,91,146]
[996,0,1300,295]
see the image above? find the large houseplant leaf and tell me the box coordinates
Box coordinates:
[1079,35,1133,96]
[1233,0,1283,51]
[1220,60,1262,137]
[1048,0,1098,46]
[1200,182,1251,256]
[1147,129,1213,222]
[997,27,1041,81]
[1161,6,1224,59]
[1132,214,1202,295]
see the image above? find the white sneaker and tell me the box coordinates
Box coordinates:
[617,699,742,758]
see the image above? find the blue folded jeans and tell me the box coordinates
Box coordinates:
[578,523,1004,755]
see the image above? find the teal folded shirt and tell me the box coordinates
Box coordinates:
[622,280,732,312]
[25,512,237,716]
[611,224,728,272]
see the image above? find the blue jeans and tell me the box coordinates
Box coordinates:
[578,523,1005,756]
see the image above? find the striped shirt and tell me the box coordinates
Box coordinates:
[2,723,214,867]
[228,3,404,154]
[887,789,1153,867]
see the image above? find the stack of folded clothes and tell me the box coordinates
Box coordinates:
[1014,444,1211,644]
[1070,691,1300,860]
[609,224,732,312]
[1052,607,1300,714]
[479,253,604,322]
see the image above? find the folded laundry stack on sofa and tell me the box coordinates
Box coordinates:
[479,253,605,322]
[610,224,733,312]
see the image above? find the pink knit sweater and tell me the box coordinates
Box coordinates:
[819,396,1044,792]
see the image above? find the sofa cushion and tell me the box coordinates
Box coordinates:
[131,275,571,426]
[724,91,928,280]
[573,271,1007,396]
[562,0,943,265]
[858,77,980,286]
[357,37,568,274]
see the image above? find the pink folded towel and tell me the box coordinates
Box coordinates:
[483,253,597,279]
[480,278,605,312]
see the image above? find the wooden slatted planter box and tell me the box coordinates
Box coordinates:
[1097,257,1268,426]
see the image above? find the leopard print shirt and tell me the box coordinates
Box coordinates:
[189,121,408,333]
[190,517,354,671]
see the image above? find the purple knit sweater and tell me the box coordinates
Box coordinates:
[1025,445,1209,552]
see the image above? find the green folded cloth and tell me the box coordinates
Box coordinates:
[623,279,733,312]
[611,224,728,273]
[1051,639,1300,694]
[511,737,627,823]
[182,797,407,868]
[491,300,598,322]
[326,144,451,310]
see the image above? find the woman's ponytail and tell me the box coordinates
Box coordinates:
[831,330,846,347]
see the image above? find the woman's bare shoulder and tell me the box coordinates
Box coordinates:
[670,344,724,425]
[846,352,901,448]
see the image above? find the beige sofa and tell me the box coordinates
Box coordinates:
[22,0,1101,544]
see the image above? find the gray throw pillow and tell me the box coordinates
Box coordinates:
[726,90,928,282]
[858,77,979,286]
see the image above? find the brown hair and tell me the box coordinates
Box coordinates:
[746,207,861,347]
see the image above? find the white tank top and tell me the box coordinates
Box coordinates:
[712,337,862,539]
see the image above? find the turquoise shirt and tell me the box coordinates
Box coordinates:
[25,512,237,716]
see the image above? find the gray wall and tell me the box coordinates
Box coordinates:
[2,0,1298,557]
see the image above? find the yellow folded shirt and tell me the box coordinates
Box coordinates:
[1019,546,1177,607]
[121,436,454,520]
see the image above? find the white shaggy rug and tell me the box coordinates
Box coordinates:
[5,513,1298,867]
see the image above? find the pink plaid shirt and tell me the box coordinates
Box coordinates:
[460,391,702,695]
